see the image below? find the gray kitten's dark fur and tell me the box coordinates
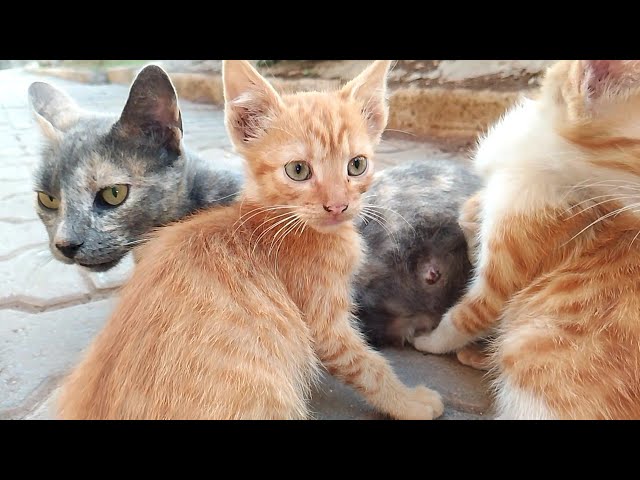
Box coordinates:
[354,158,481,347]
[28,65,242,272]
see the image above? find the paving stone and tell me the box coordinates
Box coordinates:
[6,108,35,131]
[311,348,494,420]
[0,192,39,223]
[0,300,114,416]
[0,248,91,308]
[0,220,48,259]
[2,153,40,168]
[0,164,34,182]
[0,177,36,198]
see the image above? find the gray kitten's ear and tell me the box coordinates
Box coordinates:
[340,60,393,142]
[28,82,82,141]
[222,60,283,149]
[113,64,183,153]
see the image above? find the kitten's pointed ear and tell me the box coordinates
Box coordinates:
[222,60,283,148]
[341,60,393,141]
[578,60,640,104]
[113,64,183,153]
[28,82,82,142]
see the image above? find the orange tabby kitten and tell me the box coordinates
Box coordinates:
[413,59,640,420]
[57,60,443,420]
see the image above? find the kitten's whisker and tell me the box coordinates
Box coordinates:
[252,213,299,254]
[273,217,305,261]
[628,228,640,250]
[250,211,299,245]
[360,211,398,248]
[268,216,300,253]
[210,190,242,203]
[270,217,301,258]
[232,205,294,235]
[364,204,415,232]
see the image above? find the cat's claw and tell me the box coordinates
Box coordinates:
[395,385,444,420]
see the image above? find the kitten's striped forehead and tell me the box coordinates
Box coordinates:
[284,93,369,161]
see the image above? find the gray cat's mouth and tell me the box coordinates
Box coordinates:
[76,258,123,272]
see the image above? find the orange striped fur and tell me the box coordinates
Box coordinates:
[414,60,640,419]
[57,60,443,420]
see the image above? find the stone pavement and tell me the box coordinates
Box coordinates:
[0,67,494,420]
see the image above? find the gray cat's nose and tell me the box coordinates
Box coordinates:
[56,240,84,259]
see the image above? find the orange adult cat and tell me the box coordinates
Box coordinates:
[413,59,640,420]
[57,60,443,420]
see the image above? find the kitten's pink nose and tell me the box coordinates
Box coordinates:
[323,203,349,214]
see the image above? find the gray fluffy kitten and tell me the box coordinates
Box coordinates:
[354,158,481,347]
[28,65,242,272]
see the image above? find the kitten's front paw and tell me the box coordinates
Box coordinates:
[394,386,444,420]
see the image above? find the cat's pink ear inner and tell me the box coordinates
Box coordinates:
[222,60,282,146]
[580,60,640,101]
[341,60,393,141]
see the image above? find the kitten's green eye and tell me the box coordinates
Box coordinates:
[285,161,312,181]
[37,192,60,210]
[99,184,129,207]
[347,156,368,176]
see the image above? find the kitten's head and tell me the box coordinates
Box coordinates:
[29,65,186,271]
[543,60,640,177]
[222,60,391,233]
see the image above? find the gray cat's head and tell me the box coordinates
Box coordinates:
[29,65,187,272]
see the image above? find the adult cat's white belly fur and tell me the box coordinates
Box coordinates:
[493,377,557,420]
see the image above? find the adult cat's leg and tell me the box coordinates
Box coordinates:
[413,208,530,355]
[454,191,493,369]
[458,190,483,265]
[312,313,444,420]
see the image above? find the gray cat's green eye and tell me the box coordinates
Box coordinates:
[99,184,129,206]
[347,156,368,176]
[37,192,60,210]
[285,161,312,181]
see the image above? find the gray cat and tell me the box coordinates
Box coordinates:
[28,65,242,272]
[354,158,481,347]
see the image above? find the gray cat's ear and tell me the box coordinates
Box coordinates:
[222,60,283,149]
[340,60,393,142]
[113,64,183,153]
[28,82,82,142]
